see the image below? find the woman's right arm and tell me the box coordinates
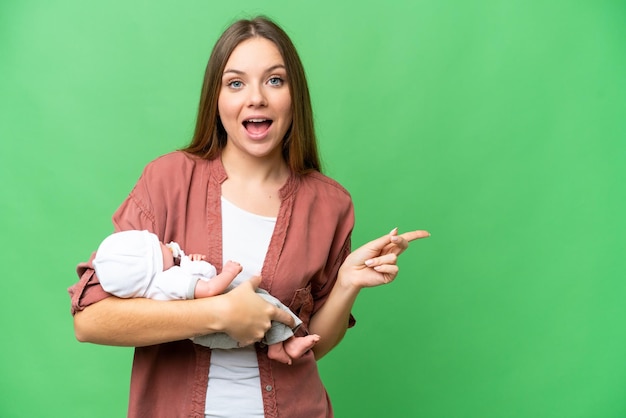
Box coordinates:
[74,275,295,347]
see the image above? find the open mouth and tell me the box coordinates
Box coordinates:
[243,118,273,135]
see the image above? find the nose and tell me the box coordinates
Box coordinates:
[247,83,267,107]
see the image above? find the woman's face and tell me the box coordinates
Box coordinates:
[218,37,292,162]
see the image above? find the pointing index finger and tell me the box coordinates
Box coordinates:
[398,230,430,243]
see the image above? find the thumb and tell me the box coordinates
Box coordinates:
[247,274,262,289]
[362,231,397,253]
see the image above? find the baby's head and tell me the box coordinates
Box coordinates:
[93,230,176,284]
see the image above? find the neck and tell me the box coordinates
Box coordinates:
[219,145,290,216]
[221,146,290,185]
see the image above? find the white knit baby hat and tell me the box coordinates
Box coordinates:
[93,230,163,297]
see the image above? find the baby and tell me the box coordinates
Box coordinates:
[93,230,319,365]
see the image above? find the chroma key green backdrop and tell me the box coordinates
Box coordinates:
[1,1,625,417]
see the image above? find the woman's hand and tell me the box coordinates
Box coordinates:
[338,228,430,289]
[309,228,429,358]
[216,275,296,347]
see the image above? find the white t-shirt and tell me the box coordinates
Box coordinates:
[204,197,276,418]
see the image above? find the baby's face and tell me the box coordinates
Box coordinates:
[160,242,175,271]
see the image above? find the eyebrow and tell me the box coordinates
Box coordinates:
[222,64,286,76]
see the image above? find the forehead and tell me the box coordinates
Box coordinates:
[224,37,285,72]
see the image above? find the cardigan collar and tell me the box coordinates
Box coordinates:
[207,155,300,200]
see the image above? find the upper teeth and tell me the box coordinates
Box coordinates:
[247,119,266,123]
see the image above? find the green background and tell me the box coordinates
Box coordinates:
[1,0,625,417]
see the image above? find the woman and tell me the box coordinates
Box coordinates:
[69,16,429,418]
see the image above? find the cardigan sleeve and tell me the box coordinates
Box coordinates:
[69,252,110,315]
[68,166,161,315]
[310,190,356,327]
[112,164,160,234]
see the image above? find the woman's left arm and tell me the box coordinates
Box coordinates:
[309,228,430,359]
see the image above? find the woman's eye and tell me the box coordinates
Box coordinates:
[228,80,243,89]
[268,77,284,86]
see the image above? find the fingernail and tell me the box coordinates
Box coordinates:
[389,227,398,235]
[365,259,374,267]
[390,235,399,243]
